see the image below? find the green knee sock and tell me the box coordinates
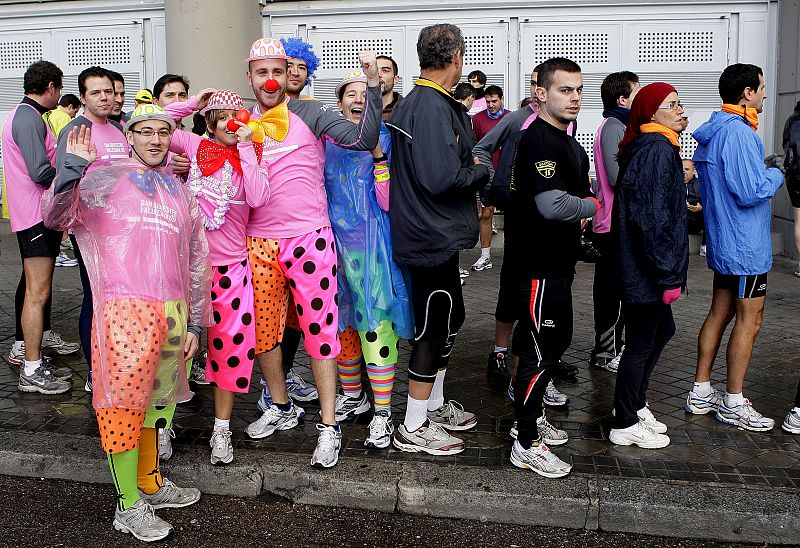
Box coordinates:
[107,447,140,511]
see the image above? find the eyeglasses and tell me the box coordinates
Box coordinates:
[530,80,537,86]
[131,129,171,138]
[657,101,685,112]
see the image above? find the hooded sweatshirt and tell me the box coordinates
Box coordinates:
[692,111,783,275]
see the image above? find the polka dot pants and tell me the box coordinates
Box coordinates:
[248,227,341,360]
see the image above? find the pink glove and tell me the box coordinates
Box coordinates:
[662,287,681,305]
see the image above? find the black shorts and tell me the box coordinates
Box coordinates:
[495,262,518,323]
[712,272,767,299]
[16,222,62,259]
[787,176,800,208]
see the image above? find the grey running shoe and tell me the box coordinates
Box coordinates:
[210,427,234,465]
[685,388,722,415]
[543,380,569,408]
[471,256,492,271]
[782,409,800,434]
[286,369,319,402]
[8,343,71,379]
[159,428,175,461]
[18,365,70,395]
[113,499,172,542]
[715,399,775,432]
[41,330,80,355]
[310,423,342,469]
[510,440,572,478]
[334,392,370,421]
[138,477,201,509]
[592,352,621,373]
[428,400,477,431]
[393,419,465,455]
[246,403,303,439]
[365,410,393,449]
[509,413,569,446]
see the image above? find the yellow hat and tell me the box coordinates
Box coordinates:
[134,89,154,103]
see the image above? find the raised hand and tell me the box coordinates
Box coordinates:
[233,120,253,143]
[194,88,217,111]
[66,125,96,164]
[171,153,191,176]
[358,50,380,86]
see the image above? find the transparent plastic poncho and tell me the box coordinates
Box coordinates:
[42,159,213,410]
[324,124,414,339]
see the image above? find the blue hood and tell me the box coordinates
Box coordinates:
[692,112,745,161]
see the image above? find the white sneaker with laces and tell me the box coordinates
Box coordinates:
[510,440,572,478]
[334,391,371,421]
[55,252,78,267]
[685,387,722,415]
[428,400,477,431]
[210,427,234,465]
[471,256,493,271]
[310,423,342,468]
[459,268,470,279]
[138,477,201,509]
[637,404,667,434]
[543,380,569,408]
[715,398,775,432]
[286,369,319,402]
[393,419,464,455]
[509,413,569,446]
[782,408,800,434]
[365,411,393,449]
[113,499,172,542]
[246,403,303,439]
[609,422,670,449]
[159,428,175,461]
[41,330,80,355]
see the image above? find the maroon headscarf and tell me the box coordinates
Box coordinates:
[618,82,676,156]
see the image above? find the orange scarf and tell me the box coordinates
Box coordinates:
[639,123,681,149]
[721,103,759,131]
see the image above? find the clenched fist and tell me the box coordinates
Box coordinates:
[359,50,380,87]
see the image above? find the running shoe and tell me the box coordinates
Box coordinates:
[543,380,569,408]
[159,428,175,461]
[41,331,80,355]
[685,387,722,415]
[428,400,477,431]
[210,427,234,465]
[507,380,515,403]
[286,369,318,402]
[699,245,707,257]
[393,419,465,455]
[471,256,492,271]
[486,350,511,391]
[715,399,775,432]
[510,440,572,478]
[310,423,342,469]
[781,408,800,434]
[609,422,670,449]
[637,404,667,434]
[113,499,172,542]
[55,252,78,267]
[8,343,72,379]
[591,352,622,373]
[246,403,304,439]
[257,383,274,413]
[491,221,498,234]
[365,410,393,449]
[138,477,201,509]
[459,268,470,279]
[794,262,800,278]
[188,352,209,385]
[84,376,92,392]
[334,392,370,421]
[18,364,71,395]
[509,413,569,446]
[60,238,73,251]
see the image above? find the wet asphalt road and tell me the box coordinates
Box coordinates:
[0,474,770,548]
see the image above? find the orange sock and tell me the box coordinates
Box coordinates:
[136,427,163,495]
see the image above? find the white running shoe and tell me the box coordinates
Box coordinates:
[510,440,572,478]
[459,268,470,279]
[715,398,775,432]
[637,404,667,434]
[781,408,800,434]
[41,330,80,355]
[138,477,201,509]
[113,499,172,542]
[543,380,569,408]
[334,391,371,421]
[471,256,493,271]
[286,369,318,402]
[55,252,78,267]
[310,423,342,468]
[159,428,175,461]
[509,413,569,446]
[699,245,707,257]
[246,403,303,439]
[365,411,394,449]
[609,422,670,449]
[393,419,465,455]
[428,400,477,431]
[210,427,234,465]
[685,387,722,415]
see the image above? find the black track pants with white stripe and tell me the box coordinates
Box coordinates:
[512,276,574,447]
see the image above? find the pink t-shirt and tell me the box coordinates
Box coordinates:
[87,120,130,172]
[468,97,487,117]
[2,103,57,232]
[165,99,271,266]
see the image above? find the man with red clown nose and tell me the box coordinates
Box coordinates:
[243,37,383,469]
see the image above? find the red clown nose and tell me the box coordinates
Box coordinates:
[264,79,279,92]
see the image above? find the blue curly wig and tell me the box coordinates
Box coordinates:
[280,37,321,86]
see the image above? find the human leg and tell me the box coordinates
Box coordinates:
[472,205,494,270]
[590,232,624,370]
